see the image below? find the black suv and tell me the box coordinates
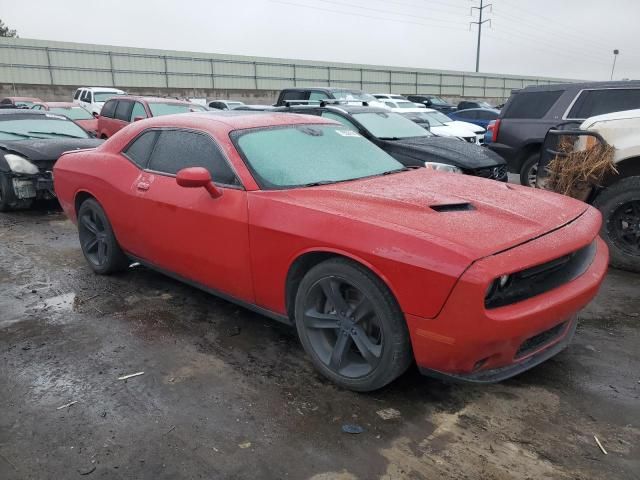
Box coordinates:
[406,95,456,113]
[275,88,381,106]
[490,80,640,186]
[275,103,507,181]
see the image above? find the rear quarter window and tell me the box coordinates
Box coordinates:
[502,90,563,119]
[100,100,117,118]
[568,88,640,119]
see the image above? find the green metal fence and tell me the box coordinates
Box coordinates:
[0,38,572,98]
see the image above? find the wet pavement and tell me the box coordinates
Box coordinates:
[1,204,638,479]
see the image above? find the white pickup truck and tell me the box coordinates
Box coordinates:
[538,109,640,272]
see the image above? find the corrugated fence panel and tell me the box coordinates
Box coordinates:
[0,38,575,98]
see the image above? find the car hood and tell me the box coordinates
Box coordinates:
[0,138,103,166]
[381,136,504,169]
[429,124,477,138]
[447,120,485,134]
[265,168,587,260]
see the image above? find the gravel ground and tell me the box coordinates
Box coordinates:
[1,203,638,480]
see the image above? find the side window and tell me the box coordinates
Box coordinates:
[148,130,239,186]
[73,89,81,100]
[82,90,92,103]
[114,101,133,122]
[461,110,478,119]
[209,102,222,109]
[321,112,359,131]
[502,90,563,119]
[309,91,330,102]
[130,102,147,121]
[281,90,307,102]
[476,110,496,120]
[568,89,640,119]
[123,130,159,168]
[100,100,117,118]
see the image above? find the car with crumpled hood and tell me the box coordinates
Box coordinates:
[0,109,102,211]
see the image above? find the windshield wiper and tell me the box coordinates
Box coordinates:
[0,130,42,139]
[302,180,337,187]
[28,131,85,139]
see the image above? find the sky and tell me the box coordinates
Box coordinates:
[1,0,639,81]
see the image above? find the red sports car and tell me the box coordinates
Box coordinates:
[53,112,608,391]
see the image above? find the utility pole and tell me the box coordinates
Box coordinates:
[471,0,492,73]
[610,49,619,80]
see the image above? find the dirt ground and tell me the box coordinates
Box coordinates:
[1,204,638,480]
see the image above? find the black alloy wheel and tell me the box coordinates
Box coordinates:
[608,200,640,256]
[77,198,129,274]
[295,258,412,391]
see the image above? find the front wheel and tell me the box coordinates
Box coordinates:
[77,198,129,274]
[593,177,640,273]
[519,153,540,187]
[294,258,412,391]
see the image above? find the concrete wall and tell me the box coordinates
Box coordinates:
[0,37,578,103]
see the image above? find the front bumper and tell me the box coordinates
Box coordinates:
[10,171,55,199]
[405,208,608,383]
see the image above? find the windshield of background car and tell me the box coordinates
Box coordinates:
[50,107,93,120]
[94,92,124,102]
[234,124,404,189]
[353,111,431,138]
[429,96,448,106]
[396,102,418,109]
[331,90,377,102]
[399,112,440,129]
[0,114,91,140]
[429,111,454,123]
[148,103,207,116]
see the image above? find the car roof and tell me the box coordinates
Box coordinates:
[107,95,195,105]
[40,102,80,108]
[455,108,500,113]
[4,96,42,102]
[518,80,640,93]
[284,104,390,114]
[138,111,337,131]
[78,87,125,93]
[0,109,61,117]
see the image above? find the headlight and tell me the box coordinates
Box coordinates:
[4,154,39,175]
[424,162,462,174]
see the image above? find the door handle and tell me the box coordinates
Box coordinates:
[136,182,150,191]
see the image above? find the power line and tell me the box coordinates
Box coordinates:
[470,0,492,72]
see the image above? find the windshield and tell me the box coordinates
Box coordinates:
[50,107,93,120]
[94,92,124,103]
[234,124,404,189]
[429,96,449,106]
[331,90,377,103]
[396,102,418,109]
[148,103,207,116]
[477,101,492,108]
[428,111,453,123]
[352,111,430,139]
[0,114,91,140]
[15,101,36,108]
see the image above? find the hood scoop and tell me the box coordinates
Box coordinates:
[430,202,475,212]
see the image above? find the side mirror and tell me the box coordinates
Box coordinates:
[424,100,432,106]
[93,112,99,118]
[422,120,431,131]
[176,167,222,199]
[133,116,145,122]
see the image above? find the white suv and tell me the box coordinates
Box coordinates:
[73,87,125,117]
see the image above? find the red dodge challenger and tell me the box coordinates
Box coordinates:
[53,112,608,391]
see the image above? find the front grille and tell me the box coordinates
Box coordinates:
[485,240,597,309]
[516,322,566,358]
[473,165,507,180]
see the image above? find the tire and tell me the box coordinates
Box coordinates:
[593,176,640,273]
[294,258,412,392]
[0,173,33,212]
[77,198,129,274]
[519,153,540,187]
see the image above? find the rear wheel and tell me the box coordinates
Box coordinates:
[593,176,640,273]
[77,198,129,274]
[520,153,540,187]
[294,258,412,391]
